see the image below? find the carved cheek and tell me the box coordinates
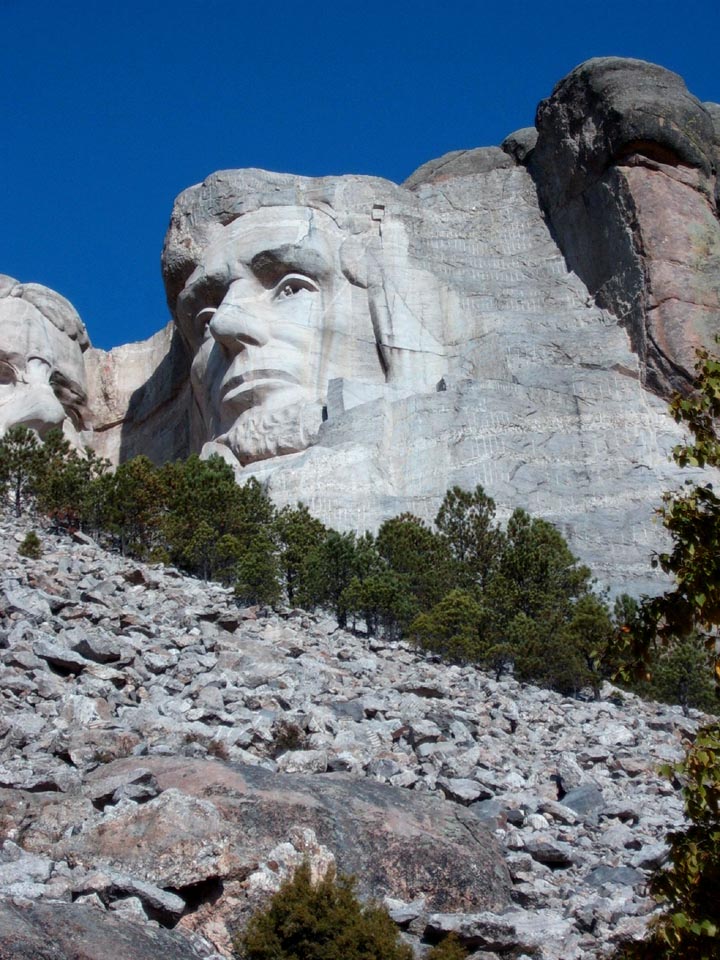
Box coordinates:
[269,295,324,348]
[190,339,222,414]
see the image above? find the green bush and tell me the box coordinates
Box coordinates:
[648,639,718,716]
[17,530,42,559]
[234,861,412,960]
[410,589,483,663]
[426,933,468,959]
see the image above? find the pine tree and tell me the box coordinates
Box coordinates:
[649,639,718,716]
[483,508,592,646]
[17,530,42,559]
[103,455,165,557]
[298,530,362,628]
[342,569,418,638]
[234,530,282,607]
[376,513,456,612]
[274,503,327,605]
[34,428,89,529]
[410,589,484,663]
[0,425,42,517]
[434,484,505,588]
[235,861,413,960]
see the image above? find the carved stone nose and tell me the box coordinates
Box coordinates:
[209,301,269,353]
[208,283,269,353]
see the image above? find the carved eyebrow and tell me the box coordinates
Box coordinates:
[177,272,229,328]
[250,245,332,288]
[182,270,228,300]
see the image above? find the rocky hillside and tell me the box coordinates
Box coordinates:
[0,514,712,959]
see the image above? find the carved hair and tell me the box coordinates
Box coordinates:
[0,275,89,350]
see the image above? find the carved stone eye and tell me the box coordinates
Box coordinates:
[196,307,217,333]
[273,275,319,300]
[0,361,16,386]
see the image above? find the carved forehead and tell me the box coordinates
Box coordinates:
[0,297,86,387]
[161,169,413,312]
[0,275,89,350]
[196,206,343,280]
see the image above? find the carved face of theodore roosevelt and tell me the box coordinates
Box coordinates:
[176,206,391,466]
[0,279,88,440]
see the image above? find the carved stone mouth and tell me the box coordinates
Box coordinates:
[220,370,301,406]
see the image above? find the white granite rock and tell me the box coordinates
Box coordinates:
[0,512,714,959]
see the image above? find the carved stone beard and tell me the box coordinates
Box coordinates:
[217,397,325,466]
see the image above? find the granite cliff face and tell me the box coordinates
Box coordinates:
[4,57,719,595]
[531,58,720,397]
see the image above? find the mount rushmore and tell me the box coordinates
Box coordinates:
[2,57,719,594]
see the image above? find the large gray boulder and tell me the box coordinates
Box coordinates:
[0,900,212,960]
[57,756,510,906]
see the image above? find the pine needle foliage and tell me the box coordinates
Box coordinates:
[234,861,412,960]
[17,530,42,559]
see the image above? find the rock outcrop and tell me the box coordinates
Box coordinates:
[0,514,713,959]
[109,58,720,596]
[4,58,719,598]
[83,322,190,465]
[531,57,720,397]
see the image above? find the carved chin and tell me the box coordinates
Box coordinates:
[219,399,325,466]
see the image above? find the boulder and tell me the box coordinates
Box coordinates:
[64,757,511,913]
[0,900,215,960]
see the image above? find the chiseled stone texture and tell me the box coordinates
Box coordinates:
[145,57,718,596]
[0,275,89,443]
[44,56,716,597]
[203,166,700,595]
[84,321,190,465]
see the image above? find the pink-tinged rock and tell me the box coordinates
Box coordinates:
[72,756,510,912]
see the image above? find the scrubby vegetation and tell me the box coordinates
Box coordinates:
[17,529,42,559]
[2,409,718,708]
[606,342,720,713]
[0,423,620,696]
[613,722,720,959]
[233,861,413,960]
[608,345,720,956]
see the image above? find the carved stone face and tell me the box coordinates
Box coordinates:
[0,291,87,439]
[176,206,389,465]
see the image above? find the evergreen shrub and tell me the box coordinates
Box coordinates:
[17,530,42,559]
[234,861,412,960]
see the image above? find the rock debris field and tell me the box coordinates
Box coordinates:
[0,514,713,960]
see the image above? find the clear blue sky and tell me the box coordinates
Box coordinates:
[2,0,718,350]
